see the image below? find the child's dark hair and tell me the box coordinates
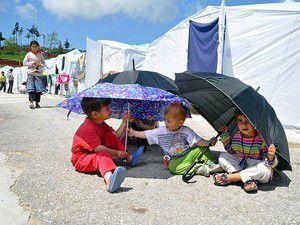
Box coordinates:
[30,40,40,46]
[81,97,111,117]
[234,108,244,118]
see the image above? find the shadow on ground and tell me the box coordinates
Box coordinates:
[259,170,291,191]
[83,143,291,190]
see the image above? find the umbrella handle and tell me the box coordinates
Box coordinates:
[182,143,213,182]
[182,161,197,182]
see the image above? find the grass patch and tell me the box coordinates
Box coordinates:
[0,51,26,62]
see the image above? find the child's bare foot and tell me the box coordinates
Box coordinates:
[104,171,113,191]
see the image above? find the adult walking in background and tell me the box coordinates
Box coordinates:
[7,68,14,93]
[23,41,46,109]
[0,71,7,92]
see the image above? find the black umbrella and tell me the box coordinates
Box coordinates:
[175,72,292,173]
[98,70,179,93]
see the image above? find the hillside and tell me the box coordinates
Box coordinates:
[0,46,71,67]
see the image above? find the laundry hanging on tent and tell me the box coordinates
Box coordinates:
[187,19,219,73]
[61,56,66,71]
[76,53,86,80]
[57,73,71,84]
[55,65,59,74]
[69,62,79,80]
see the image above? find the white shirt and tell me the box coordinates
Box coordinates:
[23,51,45,76]
[145,125,202,157]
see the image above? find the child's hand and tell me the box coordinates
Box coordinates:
[129,116,135,123]
[267,144,276,161]
[34,59,41,66]
[209,137,217,146]
[219,126,227,133]
[127,128,135,137]
[116,150,129,159]
[122,111,131,122]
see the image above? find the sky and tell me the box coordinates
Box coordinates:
[0,0,297,50]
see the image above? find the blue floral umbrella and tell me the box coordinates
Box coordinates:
[57,82,190,121]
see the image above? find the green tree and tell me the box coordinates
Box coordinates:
[35,30,41,42]
[64,38,70,49]
[25,33,31,45]
[46,31,59,50]
[27,24,39,41]
[12,22,20,44]
[18,27,23,46]
[27,26,34,40]
[0,32,5,47]
[42,33,46,47]
[58,41,64,53]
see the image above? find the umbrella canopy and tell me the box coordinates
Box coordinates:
[98,70,179,93]
[175,72,291,171]
[58,82,189,121]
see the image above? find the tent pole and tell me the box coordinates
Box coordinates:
[132,59,135,70]
[100,44,103,78]
[217,0,226,74]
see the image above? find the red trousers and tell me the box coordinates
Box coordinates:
[74,132,125,177]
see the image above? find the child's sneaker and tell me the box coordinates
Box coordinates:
[195,161,223,177]
[195,164,210,177]
[206,161,223,173]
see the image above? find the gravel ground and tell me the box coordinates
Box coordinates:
[0,92,299,225]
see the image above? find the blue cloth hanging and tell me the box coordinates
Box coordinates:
[187,19,219,73]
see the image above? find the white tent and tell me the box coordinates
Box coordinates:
[140,1,300,140]
[84,37,147,91]
[45,58,57,75]
[55,49,83,74]
[0,65,25,90]
[50,49,84,95]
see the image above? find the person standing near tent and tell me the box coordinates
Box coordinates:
[23,41,46,109]
[6,68,14,94]
[0,71,7,92]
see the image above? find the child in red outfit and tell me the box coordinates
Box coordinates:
[71,97,143,193]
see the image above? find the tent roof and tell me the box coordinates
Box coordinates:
[98,40,149,52]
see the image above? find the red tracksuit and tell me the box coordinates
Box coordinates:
[71,118,125,176]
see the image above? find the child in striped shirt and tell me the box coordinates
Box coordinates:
[213,110,278,193]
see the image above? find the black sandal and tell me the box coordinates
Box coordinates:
[243,180,258,193]
[213,173,230,186]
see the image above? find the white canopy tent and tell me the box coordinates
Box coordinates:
[55,49,83,74]
[49,49,84,95]
[140,1,300,140]
[83,37,147,91]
